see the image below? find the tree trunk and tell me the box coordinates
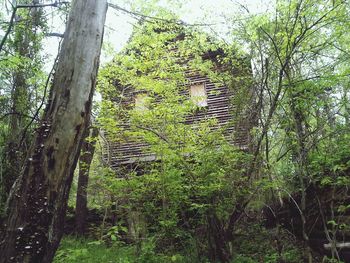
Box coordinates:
[290,92,313,263]
[207,213,231,262]
[0,0,107,262]
[75,125,99,235]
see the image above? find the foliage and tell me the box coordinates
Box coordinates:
[1,0,349,262]
[231,223,304,263]
[54,236,135,263]
[228,1,350,261]
[96,19,253,260]
[93,1,350,261]
[54,224,306,263]
[54,236,193,263]
[0,0,48,209]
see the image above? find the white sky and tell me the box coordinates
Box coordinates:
[103,0,271,53]
[42,0,272,67]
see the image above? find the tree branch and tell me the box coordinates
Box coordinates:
[19,37,63,148]
[135,125,169,142]
[0,112,36,122]
[0,1,69,53]
[45,32,64,38]
[108,3,221,27]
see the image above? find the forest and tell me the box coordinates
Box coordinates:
[0,0,349,262]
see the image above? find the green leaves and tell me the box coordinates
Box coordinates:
[95,19,254,253]
[93,1,350,259]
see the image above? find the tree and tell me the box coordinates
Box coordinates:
[97,21,253,262]
[1,0,47,203]
[75,123,99,235]
[230,0,350,261]
[0,0,107,262]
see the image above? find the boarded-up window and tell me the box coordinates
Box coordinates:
[190,83,207,107]
[135,93,148,111]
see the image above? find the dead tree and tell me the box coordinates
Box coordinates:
[0,0,107,262]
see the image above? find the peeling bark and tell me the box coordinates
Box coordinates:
[0,0,107,262]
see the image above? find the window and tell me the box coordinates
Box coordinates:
[190,83,207,107]
[135,93,149,111]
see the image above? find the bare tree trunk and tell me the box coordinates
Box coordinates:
[0,0,107,262]
[75,125,99,235]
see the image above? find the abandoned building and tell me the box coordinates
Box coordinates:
[101,24,254,172]
[97,24,350,262]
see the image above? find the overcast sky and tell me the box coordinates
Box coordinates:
[104,0,271,51]
[42,0,272,66]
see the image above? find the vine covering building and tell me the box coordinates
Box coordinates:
[101,23,254,170]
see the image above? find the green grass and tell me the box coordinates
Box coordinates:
[54,236,187,263]
[54,237,136,263]
[54,230,305,263]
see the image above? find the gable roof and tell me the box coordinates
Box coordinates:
[99,21,253,167]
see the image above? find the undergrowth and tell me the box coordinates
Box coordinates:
[54,236,191,263]
[54,221,308,263]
